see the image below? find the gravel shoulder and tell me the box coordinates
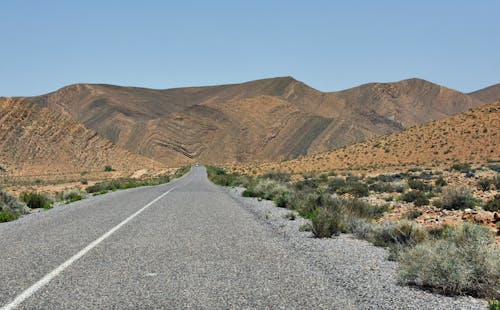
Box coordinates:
[224,186,488,309]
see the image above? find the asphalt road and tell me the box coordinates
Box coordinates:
[0,167,361,309]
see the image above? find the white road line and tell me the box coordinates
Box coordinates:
[1,177,191,310]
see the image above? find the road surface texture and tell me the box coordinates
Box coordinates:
[0,167,486,309]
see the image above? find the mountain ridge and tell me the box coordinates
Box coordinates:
[10,77,496,167]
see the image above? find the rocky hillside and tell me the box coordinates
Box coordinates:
[0,98,164,176]
[233,101,500,175]
[468,83,500,103]
[28,77,488,166]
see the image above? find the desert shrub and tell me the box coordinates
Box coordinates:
[0,209,19,222]
[104,165,115,172]
[206,166,250,187]
[408,179,431,191]
[400,190,429,205]
[376,174,402,183]
[273,191,294,208]
[311,202,345,238]
[490,299,500,310]
[440,186,478,210]
[484,195,500,212]
[346,218,376,240]
[63,190,86,202]
[494,176,500,190]
[20,192,53,209]
[0,189,29,216]
[284,211,297,220]
[344,199,389,219]
[478,178,494,191]
[488,164,500,173]
[370,182,396,193]
[371,220,428,248]
[294,178,321,191]
[291,190,330,218]
[450,162,472,172]
[80,179,88,185]
[435,177,447,187]
[299,222,312,232]
[326,177,346,192]
[243,178,291,202]
[371,220,429,259]
[398,223,499,298]
[262,171,291,183]
[336,180,369,197]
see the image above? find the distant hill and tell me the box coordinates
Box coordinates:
[0,98,164,176]
[468,83,500,103]
[235,101,500,174]
[27,77,488,166]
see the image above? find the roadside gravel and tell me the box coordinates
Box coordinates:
[225,186,487,310]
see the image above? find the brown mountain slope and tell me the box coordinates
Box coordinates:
[29,77,487,165]
[468,83,500,103]
[0,98,164,176]
[233,101,500,175]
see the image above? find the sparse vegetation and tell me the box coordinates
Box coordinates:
[86,172,174,194]
[398,223,500,298]
[206,166,250,187]
[440,186,478,210]
[450,162,472,172]
[484,195,500,212]
[104,165,115,172]
[400,190,429,206]
[478,178,494,191]
[0,189,29,222]
[20,192,53,209]
[62,190,86,202]
[210,163,500,299]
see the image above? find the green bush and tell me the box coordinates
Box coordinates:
[369,182,400,193]
[489,299,500,310]
[478,178,494,191]
[104,165,115,172]
[484,195,500,212]
[0,209,19,222]
[206,166,250,187]
[336,180,369,197]
[20,192,52,209]
[371,220,428,248]
[262,171,291,183]
[292,190,331,219]
[344,199,390,219]
[311,203,345,238]
[398,223,499,298]
[294,178,321,191]
[63,190,86,202]
[408,179,431,191]
[327,177,347,192]
[400,190,429,206]
[0,189,29,218]
[440,186,478,210]
[273,191,294,208]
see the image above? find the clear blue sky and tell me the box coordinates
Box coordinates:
[1,0,498,96]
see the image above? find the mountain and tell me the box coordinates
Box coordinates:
[235,101,500,174]
[26,77,488,166]
[0,97,164,176]
[468,83,500,103]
